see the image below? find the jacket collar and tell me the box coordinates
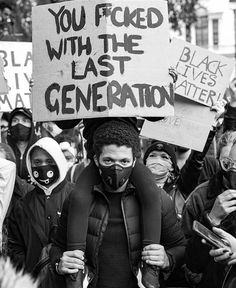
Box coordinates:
[93,182,135,201]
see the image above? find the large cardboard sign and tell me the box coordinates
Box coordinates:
[170,38,234,107]
[32,0,173,122]
[0,56,8,95]
[141,94,216,152]
[0,42,32,111]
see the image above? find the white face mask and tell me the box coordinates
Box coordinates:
[146,157,173,185]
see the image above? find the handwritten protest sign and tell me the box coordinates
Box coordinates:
[170,38,234,107]
[141,94,216,151]
[0,42,32,111]
[32,0,173,122]
[0,55,8,95]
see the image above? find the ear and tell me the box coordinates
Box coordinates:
[93,155,99,167]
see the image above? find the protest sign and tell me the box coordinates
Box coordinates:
[170,38,234,107]
[32,0,173,122]
[0,42,32,111]
[141,94,216,151]
[0,56,8,95]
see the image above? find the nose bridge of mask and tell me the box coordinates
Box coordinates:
[110,163,123,170]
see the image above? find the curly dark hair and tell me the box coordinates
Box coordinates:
[93,120,141,158]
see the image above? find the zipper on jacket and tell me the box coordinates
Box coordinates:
[121,197,135,275]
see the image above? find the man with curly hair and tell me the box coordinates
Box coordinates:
[50,120,186,288]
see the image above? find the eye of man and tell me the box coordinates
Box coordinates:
[120,159,131,166]
[22,117,31,124]
[33,159,42,166]
[47,158,55,165]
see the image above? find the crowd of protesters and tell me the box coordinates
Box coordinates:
[2,1,236,288]
[0,77,235,288]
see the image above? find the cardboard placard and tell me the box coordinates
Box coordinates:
[141,94,216,152]
[0,56,8,95]
[32,0,173,122]
[0,42,32,111]
[170,38,234,107]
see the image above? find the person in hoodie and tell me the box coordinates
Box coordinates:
[7,107,38,182]
[7,137,74,274]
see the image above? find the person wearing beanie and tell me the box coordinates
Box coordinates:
[50,120,186,288]
[7,137,74,276]
[144,141,178,190]
[7,107,38,182]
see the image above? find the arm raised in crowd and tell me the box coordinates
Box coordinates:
[178,129,216,198]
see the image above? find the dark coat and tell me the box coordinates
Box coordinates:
[182,171,235,288]
[50,184,186,288]
[7,179,74,273]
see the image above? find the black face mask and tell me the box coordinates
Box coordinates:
[10,124,31,141]
[99,163,133,191]
[32,164,59,186]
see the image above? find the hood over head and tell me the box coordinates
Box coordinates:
[26,137,67,194]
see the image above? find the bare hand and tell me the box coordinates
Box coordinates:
[209,227,236,266]
[142,244,170,270]
[211,99,227,127]
[57,250,84,275]
[209,189,236,225]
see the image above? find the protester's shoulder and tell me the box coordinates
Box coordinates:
[159,188,175,211]
[186,180,210,202]
[9,191,34,218]
[184,180,210,213]
[64,180,75,192]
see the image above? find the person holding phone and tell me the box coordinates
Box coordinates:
[182,131,236,288]
[208,228,235,265]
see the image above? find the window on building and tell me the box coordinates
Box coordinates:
[212,19,219,47]
[196,15,209,47]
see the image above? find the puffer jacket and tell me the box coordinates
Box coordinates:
[50,184,186,288]
[182,171,236,288]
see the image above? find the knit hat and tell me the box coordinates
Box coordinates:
[143,141,178,174]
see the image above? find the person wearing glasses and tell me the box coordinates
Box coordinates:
[181,130,236,288]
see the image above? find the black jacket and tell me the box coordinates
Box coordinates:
[50,183,186,288]
[7,179,74,273]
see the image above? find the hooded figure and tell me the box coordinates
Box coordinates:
[7,108,38,182]
[8,137,74,274]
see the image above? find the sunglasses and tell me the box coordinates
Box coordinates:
[220,157,236,172]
